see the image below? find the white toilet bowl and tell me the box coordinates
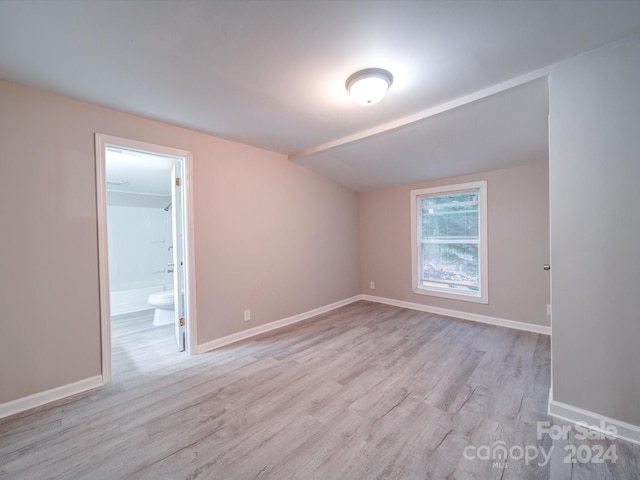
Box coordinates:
[148,290,175,326]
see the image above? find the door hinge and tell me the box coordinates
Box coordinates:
[175,177,182,187]
[179,317,185,327]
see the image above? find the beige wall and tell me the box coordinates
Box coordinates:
[359,161,550,327]
[0,79,360,404]
[549,34,640,426]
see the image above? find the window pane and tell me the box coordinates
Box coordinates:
[421,242,479,291]
[424,209,478,238]
[421,191,479,239]
[423,192,477,207]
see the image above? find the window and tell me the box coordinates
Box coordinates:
[410,181,488,303]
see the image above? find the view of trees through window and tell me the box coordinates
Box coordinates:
[419,190,480,292]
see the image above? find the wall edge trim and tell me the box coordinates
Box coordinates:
[549,396,640,446]
[0,375,104,420]
[197,295,363,354]
[360,294,551,335]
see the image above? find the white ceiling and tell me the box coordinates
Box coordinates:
[1,1,639,191]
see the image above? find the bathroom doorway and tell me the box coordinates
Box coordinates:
[95,134,196,384]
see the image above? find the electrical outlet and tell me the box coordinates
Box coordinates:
[370,281,375,290]
[244,309,251,321]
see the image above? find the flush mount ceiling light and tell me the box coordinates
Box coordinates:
[345,68,393,105]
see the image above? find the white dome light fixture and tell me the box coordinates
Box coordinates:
[345,68,393,105]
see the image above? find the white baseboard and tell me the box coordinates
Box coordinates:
[360,294,551,335]
[549,395,640,446]
[197,296,362,354]
[197,293,550,355]
[0,375,103,420]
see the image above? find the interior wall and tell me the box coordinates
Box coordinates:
[549,34,640,426]
[359,160,550,327]
[0,79,360,405]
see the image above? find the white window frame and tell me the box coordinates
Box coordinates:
[410,180,488,304]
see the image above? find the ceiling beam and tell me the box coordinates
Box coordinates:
[288,65,551,161]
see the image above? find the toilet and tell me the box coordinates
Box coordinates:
[148,290,175,326]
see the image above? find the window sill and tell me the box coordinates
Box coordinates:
[412,285,488,304]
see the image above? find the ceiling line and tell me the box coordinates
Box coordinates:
[288,65,551,162]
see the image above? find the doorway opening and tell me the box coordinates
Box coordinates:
[95,134,196,384]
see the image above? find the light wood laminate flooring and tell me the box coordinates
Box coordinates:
[1,302,638,479]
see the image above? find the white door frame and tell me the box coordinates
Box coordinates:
[94,133,197,384]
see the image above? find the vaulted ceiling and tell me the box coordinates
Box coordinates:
[1,1,639,191]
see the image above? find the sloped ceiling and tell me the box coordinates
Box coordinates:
[1,1,639,190]
[295,78,549,191]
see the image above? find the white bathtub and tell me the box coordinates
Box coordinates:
[110,285,172,316]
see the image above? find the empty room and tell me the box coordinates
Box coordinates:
[1,1,639,479]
